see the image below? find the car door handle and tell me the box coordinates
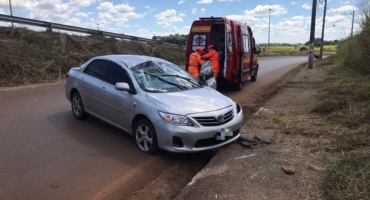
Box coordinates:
[101,86,106,92]
[80,78,84,82]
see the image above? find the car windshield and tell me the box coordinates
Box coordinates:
[130,61,202,93]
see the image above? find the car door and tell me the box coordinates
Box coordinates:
[80,59,109,116]
[98,61,134,131]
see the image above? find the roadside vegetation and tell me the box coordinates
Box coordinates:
[312,4,370,200]
[0,27,186,87]
[259,44,337,55]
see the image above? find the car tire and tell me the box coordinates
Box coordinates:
[251,68,258,82]
[71,92,89,120]
[134,119,160,155]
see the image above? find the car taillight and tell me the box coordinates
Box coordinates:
[65,73,69,78]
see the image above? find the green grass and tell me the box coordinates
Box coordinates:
[260,45,337,53]
[325,154,370,200]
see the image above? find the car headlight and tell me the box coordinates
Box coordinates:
[158,111,194,126]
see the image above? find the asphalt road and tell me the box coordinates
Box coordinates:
[0,56,308,200]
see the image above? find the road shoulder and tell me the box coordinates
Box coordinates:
[174,63,332,200]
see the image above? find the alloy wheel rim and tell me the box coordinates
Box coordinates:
[136,124,153,151]
[72,96,82,116]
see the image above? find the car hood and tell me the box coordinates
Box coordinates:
[147,87,234,115]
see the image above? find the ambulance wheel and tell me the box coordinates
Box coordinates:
[251,68,258,82]
[233,81,242,91]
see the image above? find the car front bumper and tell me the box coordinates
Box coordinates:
[153,108,243,153]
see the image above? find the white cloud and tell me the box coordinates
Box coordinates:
[96,2,145,23]
[302,3,311,9]
[97,2,135,13]
[145,5,155,13]
[191,7,205,14]
[328,5,358,14]
[197,0,213,4]
[225,4,287,26]
[192,8,197,14]
[245,4,287,16]
[76,12,89,17]
[291,1,297,5]
[69,0,95,7]
[155,9,185,28]
[0,8,5,14]
[178,0,187,4]
[0,0,88,24]
[65,17,82,26]
[98,12,113,20]
[218,0,241,2]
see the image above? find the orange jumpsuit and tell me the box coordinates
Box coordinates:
[202,50,219,80]
[188,51,204,79]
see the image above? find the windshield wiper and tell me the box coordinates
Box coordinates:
[162,74,201,88]
[144,72,188,90]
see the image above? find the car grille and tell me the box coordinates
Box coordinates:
[192,109,233,126]
[194,129,239,148]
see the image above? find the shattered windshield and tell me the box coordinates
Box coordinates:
[130,61,202,93]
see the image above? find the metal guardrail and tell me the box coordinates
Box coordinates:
[0,14,180,47]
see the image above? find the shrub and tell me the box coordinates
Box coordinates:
[299,46,308,51]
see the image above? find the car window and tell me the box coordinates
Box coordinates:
[83,59,110,79]
[105,62,131,85]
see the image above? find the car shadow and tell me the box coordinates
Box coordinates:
[47,110,217,166]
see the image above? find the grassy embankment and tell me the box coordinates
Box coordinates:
[313,6,370,200]
[0,27,186,87]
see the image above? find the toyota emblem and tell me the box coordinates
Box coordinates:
[217,114,225,122]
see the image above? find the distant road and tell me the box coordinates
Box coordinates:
[222,56,308,106]
[0,56,308,200]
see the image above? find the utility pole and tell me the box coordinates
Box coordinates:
[351,10,355,37]
[308,0,317,69]
[319,0,327,60]
[267,8,271,53]
[9,0,13,28]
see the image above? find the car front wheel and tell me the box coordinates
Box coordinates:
[134,119,160,155]
[71,92,89,120]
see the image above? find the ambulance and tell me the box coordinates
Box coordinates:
[185,17,260,91]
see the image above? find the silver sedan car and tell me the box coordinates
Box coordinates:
[65,55,243,154]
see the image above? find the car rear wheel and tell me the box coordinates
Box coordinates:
[134,119,160,155]
[71,92,89,120]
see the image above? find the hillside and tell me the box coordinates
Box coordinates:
[0,27,186,87]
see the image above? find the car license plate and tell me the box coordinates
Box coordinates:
[215,128,233,140]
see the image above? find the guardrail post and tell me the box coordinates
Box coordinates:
[90,30,104,37]
[46,23,53,33]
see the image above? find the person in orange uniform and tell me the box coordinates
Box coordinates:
[202,44,219,81]
[188,47,205,79]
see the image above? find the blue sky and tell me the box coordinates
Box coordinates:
[0,0,363,44]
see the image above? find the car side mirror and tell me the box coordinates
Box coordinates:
[255,47,261,54]
[115,82,131,92]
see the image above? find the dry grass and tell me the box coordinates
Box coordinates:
[0,26,186,87]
